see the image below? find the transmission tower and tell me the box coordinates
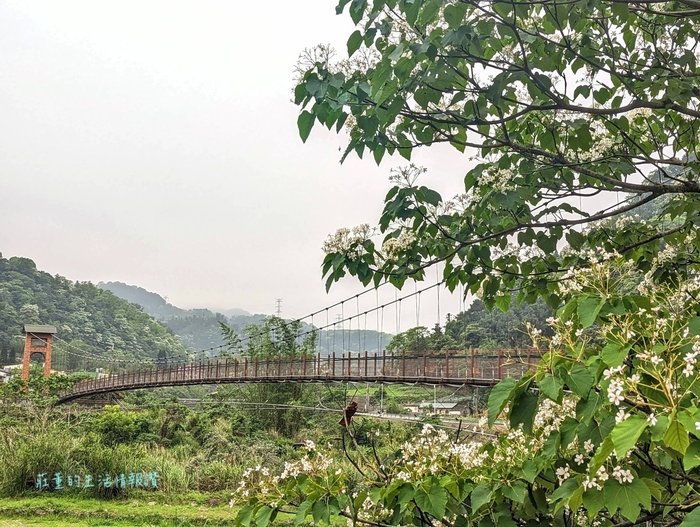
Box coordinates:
[275,298,283,317]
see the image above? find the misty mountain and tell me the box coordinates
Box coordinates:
[209,307,250,318]
[98,281,259,351]
[99,282,392,355]
[98,281,186,321]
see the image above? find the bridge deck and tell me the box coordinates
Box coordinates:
[56,350,539,404]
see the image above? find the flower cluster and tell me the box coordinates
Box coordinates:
[232,447,336,505]
[388,164,427,187]
[379,230,416,261]
[357,495,392,522]
[683,339,700,377]
[394,424,487,481]
[582,465,610,491]
[322,224,372,258]
[478,166,518,193]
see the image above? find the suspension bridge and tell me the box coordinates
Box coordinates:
[56,349,539,404]
[15,279,541,404]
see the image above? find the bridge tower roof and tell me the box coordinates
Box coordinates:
[22,324,57,335]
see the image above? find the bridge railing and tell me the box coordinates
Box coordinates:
[60,349,540,401]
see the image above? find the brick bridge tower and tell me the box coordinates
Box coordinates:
[21,324,57,380]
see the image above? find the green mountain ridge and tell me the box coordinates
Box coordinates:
[97,281,251,321]
[99,282,394,355]
[97,281,267,351]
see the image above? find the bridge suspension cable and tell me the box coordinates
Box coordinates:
[156,280,445,365]
[42,279,449,372]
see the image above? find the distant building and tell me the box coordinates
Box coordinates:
[1,363,23,382]
[410,400,475,416]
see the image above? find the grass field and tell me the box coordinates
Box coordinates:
[0,495,241,527]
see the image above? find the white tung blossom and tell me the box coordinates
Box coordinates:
[612,465,634,484]
[556,465,571,484]
[380,230,417,261]
[322,224,372,257]
[478,166,518,192]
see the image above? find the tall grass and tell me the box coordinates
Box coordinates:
[0,424,278,497]
[0,425,201,497]
[0,425,83,496]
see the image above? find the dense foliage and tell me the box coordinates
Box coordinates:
[0,372,420,504]
[0,254,188,366]
[226,0,700,525]
[235,256,700,527]
[295,0,698,307]
[388,298,552,353]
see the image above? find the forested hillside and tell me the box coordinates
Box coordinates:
[0,254,188,366]
[387,298,552,354]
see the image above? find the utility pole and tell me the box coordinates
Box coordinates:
[379,383,384,414]
[275,298,282,318]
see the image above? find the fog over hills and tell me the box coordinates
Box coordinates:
[98,281,393,354]
[98,281,263,351]
[98,281,251,321]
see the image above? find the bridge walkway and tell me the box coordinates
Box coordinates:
[57,350,539,404]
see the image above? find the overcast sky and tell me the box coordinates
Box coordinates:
[0,0,471,332]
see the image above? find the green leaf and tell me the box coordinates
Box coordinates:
[566,365,594,397]
[255,506,275,527]
[611,1,630,18]
[593,87,612,105]
[488,377,518,426]
[422,188,442,206]
[312,500,332,524]
[444,3,467,28]
[509,390,539,434]
[415,482,448,518]
[576,391,600,424]
[577,296,605,328]
[590,436,614,472]
[689,316,700,336]
[683,440,700,470]
[677,408,699,437]
[502,481,528,503]
[418,0,441,25]
[237,505,254,527]
[297,111,315,143]
[521,459,539,483]
[603,479,650,522]
[573,85,591,99]
[294,501,313,526]
[601,342,629,367]
[611,416,647,459]
[397,483,415,505]
[347,30,363,56]
[680,507,700,526]
[583,489,606,519]
[665,417,690,454]
[539,375,563,403]
[470,483,492,512]
[549,477,578,507]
